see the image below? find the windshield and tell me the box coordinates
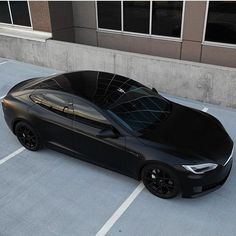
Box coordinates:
[107,87,172,134]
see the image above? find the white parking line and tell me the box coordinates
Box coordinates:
[0,147,25,166]
[202,107,208,112]
[96,182,145,236]
[0,61,8,66]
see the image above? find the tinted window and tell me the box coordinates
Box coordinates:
[10,1,31,26]
[205,1,236,44]
[31,72,99,98]
[108,87,171,133]
[152,1,183,37]
[30,93,73,118]
[33,72,146,110]
[123,1,150,34]
[97,1,121,30]
[0,1,11,24]
[73,98,110,126]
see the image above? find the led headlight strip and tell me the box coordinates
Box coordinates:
[182,163,218,174]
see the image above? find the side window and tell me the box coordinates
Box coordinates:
[30,93,73,119]
[73,98,110,127]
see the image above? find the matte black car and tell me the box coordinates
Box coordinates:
[1,71,234,198]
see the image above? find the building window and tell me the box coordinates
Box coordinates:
[96,1,184,39]
[152,1,183,37]
[0,0,31,27]
[205,1,236,45]
[0,1,11,24]
[97,1,121,30]
[123,1,150,34]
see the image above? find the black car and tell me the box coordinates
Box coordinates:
[1,71,234,199]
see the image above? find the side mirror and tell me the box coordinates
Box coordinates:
[96,128,119,139]
[152,87,158,94]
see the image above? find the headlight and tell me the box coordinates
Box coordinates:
[182,163,218,174]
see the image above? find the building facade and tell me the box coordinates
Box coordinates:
[0,1,236,68]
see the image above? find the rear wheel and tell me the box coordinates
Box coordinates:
[142,164,180,199]
[15,122,42,151]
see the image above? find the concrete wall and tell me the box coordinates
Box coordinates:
[0,35,236,108]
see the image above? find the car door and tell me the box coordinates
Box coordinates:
[72,97,139,175]
[29,91,75,152]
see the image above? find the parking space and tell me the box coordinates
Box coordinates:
[0,149,139,235]
[0,58,235,236]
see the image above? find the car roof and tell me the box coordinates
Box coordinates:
[33,70,146,109]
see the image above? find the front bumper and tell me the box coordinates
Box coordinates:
[178,158,233,198]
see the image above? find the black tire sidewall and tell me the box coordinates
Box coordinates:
[142,163,180,199]
[15,121,42,151]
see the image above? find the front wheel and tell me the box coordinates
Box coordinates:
[15,121,42,151]
[142,164,180,199]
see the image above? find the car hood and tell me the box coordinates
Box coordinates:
[138,102,233,165]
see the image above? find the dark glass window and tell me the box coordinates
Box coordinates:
[108,87,172,133]
[10,1,31,26]
[152,1,183,37]
[73,98,110,126]
[205,1,236,44]
[123,1,150,34]
[97,1,121,30]
[0,1,11,24]
[30,93,73,118]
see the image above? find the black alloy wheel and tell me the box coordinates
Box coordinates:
[142,164,180,199]
[15,122,42,151]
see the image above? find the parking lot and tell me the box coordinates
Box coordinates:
[0,57,236,236]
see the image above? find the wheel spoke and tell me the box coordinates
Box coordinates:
[144,167,176,198]
[17,125,37,149]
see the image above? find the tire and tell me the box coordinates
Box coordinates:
[142,164,180,199]
[15,121,42,151]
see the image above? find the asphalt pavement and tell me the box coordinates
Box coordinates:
[0,58,235,236]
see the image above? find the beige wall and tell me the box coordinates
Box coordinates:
[31,1,236,68]
[48,1,74,42]
[181,1,206,62]
[202,45,236,68]
[29,1,52,32]
[72,1,97,45]
[97,32,181,59]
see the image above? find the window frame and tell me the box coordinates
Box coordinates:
[29,91,74,119]
[0,0,33,29]
[72,96,112,128]
[95,0,186,42]
[202,0,236,49]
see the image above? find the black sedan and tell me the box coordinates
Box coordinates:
[1,71,234,199]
